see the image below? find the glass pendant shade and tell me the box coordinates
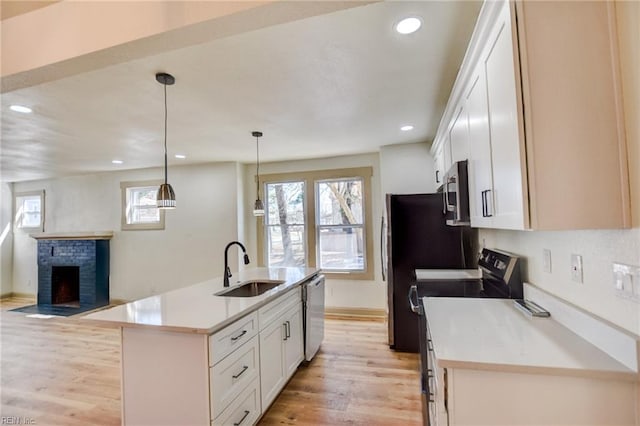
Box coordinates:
[157,183,176,209]
[253,198,265,216]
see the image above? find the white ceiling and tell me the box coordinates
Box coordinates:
[0,1,481,183]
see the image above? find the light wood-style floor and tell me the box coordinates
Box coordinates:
[1,297,421,425]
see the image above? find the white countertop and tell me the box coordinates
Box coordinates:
[84,267,319,334]
[423,297,638,380]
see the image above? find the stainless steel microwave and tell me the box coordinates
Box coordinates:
[442,160,471,226]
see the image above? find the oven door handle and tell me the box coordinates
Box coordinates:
[408,285,422,315]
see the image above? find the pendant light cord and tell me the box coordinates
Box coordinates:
[163,83,168,185]
[256,135,260,199]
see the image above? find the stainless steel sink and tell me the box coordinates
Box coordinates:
[216,280,285,297]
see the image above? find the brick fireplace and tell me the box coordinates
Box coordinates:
[32,232,112,314]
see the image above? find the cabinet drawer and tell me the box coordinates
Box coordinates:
[210,335,260,418]
[212,377,261,426]
[209,311,258,366]
[258,287,301,331]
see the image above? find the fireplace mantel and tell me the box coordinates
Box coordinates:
[30,231,114,240]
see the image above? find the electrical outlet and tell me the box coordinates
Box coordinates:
[613,262,640,302]
[571,254,583,283]
[542,249,552,273]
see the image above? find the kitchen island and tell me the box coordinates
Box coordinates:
[85,267,320,426]
[422,291,639,426]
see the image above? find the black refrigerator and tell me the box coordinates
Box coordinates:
[386,193,477,352]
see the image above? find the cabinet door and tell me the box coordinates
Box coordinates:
[259,317,287,410]
[442,135,452,173]
[467,68,494,228]
[433,143,445,187]
[449,105,469,164]
[283,305,303,379]
[484,2,527,230]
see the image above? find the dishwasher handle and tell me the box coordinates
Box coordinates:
[307,274,325,288]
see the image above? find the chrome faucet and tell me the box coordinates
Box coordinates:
[224,241,250,287]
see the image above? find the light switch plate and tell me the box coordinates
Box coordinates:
[542,249,552,273]
[571,254,583,283]
[613,262,640,302]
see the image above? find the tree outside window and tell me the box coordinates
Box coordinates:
[265,181,306,267]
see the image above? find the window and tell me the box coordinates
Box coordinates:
[121,181,165,230]
[257,167,373,280]
[265,181,306,267]
[14,190,45,231]
[316,178,365,272]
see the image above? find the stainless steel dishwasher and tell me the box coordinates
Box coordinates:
[302,274,325,361]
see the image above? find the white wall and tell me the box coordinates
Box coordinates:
[480,2,640,336]
[380,142,436,195]
[480,229,640,335]
[12,162,241,301]
[0,182,14,296]
[243,153,387,310]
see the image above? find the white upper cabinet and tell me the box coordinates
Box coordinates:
[449,104,470,165]
[431,0,630,230]
[466,68,494,228]
[433,143,445,188]
[481,1,528,229]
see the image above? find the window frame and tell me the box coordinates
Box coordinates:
[257,167,373,280]
[120,180,165,231]
[13,190,45,232]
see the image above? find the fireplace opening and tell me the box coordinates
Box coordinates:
[51,266,80,306]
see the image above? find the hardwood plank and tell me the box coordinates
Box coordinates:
[1,298,422,425]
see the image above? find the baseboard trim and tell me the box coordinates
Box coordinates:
[325,307,386,320]
[1,292,36,300]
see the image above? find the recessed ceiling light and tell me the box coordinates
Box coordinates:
[395,17,422,35]
[401,125,414,131]
[174,154,186,159]
[112,160,123,165]
[10,105,32,114]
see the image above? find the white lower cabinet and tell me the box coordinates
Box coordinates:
[259,313,288,409]
[213,377,261,426]
[259,299,303,410]
[120,288,305,425]
[210,335,260,418]
[426,319,637,426]
[283,305,303,378]
[430,366,637,426]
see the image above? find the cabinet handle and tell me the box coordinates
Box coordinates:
[233,410,250,426]
[230,330,247,341]
[283,323,288,341]
[481,190,487,217]
[428,392,435,403]
[485,189,493,217]
[232,365,249,379]
[427,339,433,352]
[286,321,291,339]
[435,170,440,184]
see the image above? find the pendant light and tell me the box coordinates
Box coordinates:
[156,72,176,209]
[252,131,265,216]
